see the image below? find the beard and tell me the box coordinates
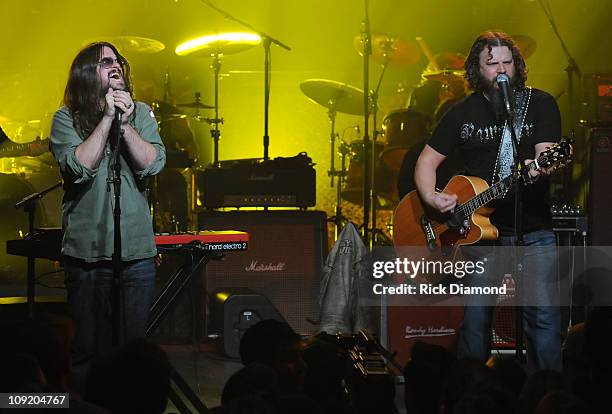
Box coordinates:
[481,73,518,122]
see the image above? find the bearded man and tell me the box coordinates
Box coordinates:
[413,31,562,371]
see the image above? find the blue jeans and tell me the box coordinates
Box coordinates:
[457,230,562,371]
[64,257,156,389]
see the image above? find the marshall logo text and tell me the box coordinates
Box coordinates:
[245,260,286,272]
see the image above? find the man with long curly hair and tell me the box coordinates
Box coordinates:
[414,31,561,371]
[50,42,166,387]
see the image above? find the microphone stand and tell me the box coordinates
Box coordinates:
[504,106,526,363]
[537,0,582,126]
[14,180,62,319]
[107,111,124,348]
[370,49,392,245]
[199,0,291,161]
[360,0,372,248]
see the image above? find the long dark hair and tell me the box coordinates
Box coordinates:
[464,31,527,93]
[63,42,132,137]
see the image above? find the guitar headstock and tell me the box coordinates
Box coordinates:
[536,136,573,172]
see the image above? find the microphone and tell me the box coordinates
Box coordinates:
[496,74,513,116]
[115,107,123,124]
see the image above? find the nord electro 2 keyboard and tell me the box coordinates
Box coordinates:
[154,230,249,251]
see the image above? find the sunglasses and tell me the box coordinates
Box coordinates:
[98,57,122,69]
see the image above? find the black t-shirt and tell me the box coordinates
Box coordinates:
[427,88,562,234]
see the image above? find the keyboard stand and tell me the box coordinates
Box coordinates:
[146,242,223,414]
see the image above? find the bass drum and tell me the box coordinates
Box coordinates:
[380,109,430,174]
[341,140,395,209]
[382,109,430,148]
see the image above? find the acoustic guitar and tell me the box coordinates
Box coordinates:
[393,138,573,257]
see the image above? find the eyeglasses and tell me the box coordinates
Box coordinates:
[98,57,121,69]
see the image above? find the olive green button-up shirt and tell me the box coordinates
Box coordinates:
[50,102,166,262]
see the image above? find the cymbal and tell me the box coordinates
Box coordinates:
[300,79,365,116]
[423,69,465,82]
[421,52,466,82]
[104,36,165,54]
[175,32,261,57]
[354,33,420,68]
[177,101,214,110]
[151,101,187,121]
[511,34,537,59]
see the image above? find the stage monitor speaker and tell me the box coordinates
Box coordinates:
[588,127,612,245]
[209,287,287,358]
[198,210,328,335]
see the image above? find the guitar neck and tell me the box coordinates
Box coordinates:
[0,139,48,158]
[0,142,31,156]
[459,154,550,217]
[459,174,515,217]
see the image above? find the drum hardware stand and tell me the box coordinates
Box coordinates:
[163,66,173,103]
[14,180,62,319]
[326,105,350,239]
[328,106,338,189]
[202,56,224,167]
[329,139,350,240]
[327,105,342,239]
[188,72,223,168]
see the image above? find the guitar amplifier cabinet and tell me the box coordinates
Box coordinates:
[198,210,328,335]
[386,297,464,368]
[588,127,612,245]
[197,154,316,208]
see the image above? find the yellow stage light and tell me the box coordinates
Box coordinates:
[175,32,261,57]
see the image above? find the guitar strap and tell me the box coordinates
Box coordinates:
[492,86,533,186]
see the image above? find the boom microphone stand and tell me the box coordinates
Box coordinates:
[14,181,62,319]
[537,0,581,126]
[370,49,392,245]
[360,0,372,248]
[200,0,291,161]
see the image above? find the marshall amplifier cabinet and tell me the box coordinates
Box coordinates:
[197,153,316,208]
[198,210,328,335]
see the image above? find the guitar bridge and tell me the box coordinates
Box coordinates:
[420,215,437,251]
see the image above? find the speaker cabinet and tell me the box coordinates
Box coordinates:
[198,210,328,335]
[386,296,464,369]
[209,287,287,358]
[588,127,612,245]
